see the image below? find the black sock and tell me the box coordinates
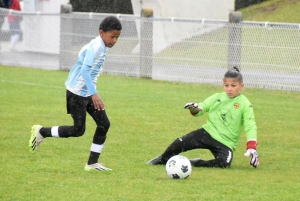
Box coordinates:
[39,127,52,138]
[87,151,100,165]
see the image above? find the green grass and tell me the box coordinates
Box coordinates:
[1,65,300,201]
[155,26,300,72]
[240,0,300,23]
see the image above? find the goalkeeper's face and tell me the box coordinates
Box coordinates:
[223,78,244,98]
[100,30,121,48]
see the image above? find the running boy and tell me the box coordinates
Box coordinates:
[28,16,122,171]
[147,67,260,168]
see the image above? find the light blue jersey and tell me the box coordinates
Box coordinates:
[65,36,108,97]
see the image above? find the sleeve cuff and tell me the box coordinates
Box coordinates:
[247,140,257,150]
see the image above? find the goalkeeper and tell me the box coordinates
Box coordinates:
[147,67,259,168]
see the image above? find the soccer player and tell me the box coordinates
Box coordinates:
[28,16,122,171]
[7,0,22,51]
[147,67,260,168]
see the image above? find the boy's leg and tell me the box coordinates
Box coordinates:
[84,102,111,171]
[10,33,19,50]
[29,90,88,153]
[9,23,20,51]
[40,90,88,138]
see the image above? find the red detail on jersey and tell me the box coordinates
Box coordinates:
[234,103,240,109]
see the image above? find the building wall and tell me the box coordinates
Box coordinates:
[131,0,235,54]
[131,0,235,20]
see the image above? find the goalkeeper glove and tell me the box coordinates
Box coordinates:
[184,102,202,115]
[244,140,259,168]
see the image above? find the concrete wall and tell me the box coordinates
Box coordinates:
[22,0,69,54]
[131,0,235,54]
[131,0,234,19]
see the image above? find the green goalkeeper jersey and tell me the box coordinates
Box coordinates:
[195,92,257,151]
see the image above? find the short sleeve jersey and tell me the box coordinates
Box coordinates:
[65,36,108,97]
[195,92,257,151]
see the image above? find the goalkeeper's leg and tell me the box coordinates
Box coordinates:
[160,128,233,168]
[189,131,233,168]
[147,129,205,165]
[147,129,203,165]
[156,128,209,164]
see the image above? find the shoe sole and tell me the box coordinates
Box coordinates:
[28,125,39,154]
[146,156,164,165]
[84,166,112,171]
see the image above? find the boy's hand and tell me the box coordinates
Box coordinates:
[92,94,105,111]
[184,102,202,115]
[244,149,259,168]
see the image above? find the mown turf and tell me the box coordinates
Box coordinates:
[240,0,300,23]
[0,65,299,201]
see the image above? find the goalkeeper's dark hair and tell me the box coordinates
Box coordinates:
[223,66,243,83]
[99,16,122,32]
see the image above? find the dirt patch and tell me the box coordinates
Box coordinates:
[265,5,278,11]
[264,0,299,11]
[253,1,280,13]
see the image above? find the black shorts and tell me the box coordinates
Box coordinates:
[61,90,110,139]
[66,90,92,114]
[181,128,233,157]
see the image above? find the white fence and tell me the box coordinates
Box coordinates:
[0,8,299,91]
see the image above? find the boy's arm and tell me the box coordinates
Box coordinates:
[80,44,98,95]
[80,63,97,95]
[80,64,105,110]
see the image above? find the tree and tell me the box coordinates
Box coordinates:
[235,0,266,10]
[70,0,133,14]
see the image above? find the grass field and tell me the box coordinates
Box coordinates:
[0,65,300,201]
[240,0,300,23]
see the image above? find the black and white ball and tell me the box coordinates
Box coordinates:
[166,155,192,179]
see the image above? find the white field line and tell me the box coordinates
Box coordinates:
[1,80,64,89]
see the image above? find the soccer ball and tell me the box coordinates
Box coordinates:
[166,155,192,179]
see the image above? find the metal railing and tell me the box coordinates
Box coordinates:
[0,8,299,91]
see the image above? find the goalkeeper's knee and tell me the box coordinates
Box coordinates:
[218,159,231,168]
[216,156,232,168]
